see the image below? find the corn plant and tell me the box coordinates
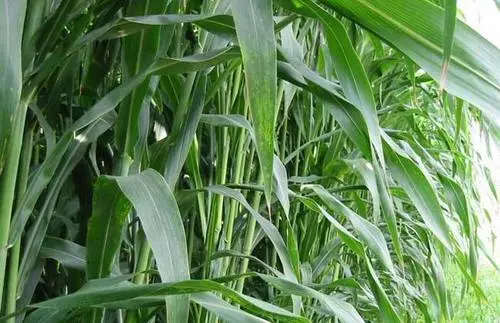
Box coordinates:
[0,0,499,322]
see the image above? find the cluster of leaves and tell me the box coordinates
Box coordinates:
[0,0,499,322]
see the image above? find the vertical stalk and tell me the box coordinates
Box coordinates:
[5,127,33,321]
[0,99,29,312]
[235,171,263,293]
[186,138,207,240]
[205,65,230,277]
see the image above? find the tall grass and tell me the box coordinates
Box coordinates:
[0,0,499,322]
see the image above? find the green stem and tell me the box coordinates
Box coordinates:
[186,138,207,240]
[124,230,151,323]
[236,171,263,293]
[5,127,33,321]
[0,99,29,313]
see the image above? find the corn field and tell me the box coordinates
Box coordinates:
[1,0,499,322]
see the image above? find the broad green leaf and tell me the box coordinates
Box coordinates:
[199,116,290,217]
[383,135,452,249]
[438,174,470,237]
[441,0,457,89]
[317,0,500,121]
[86,178,131,279]
[29,277,307,323]
[28,105,56,155]
[311,238,341,279]
[75,14,236,45]
[35,0,92,60]
[150,47,240,75]
[25,308,72,323]
[430,249,450,321]
[40,237,86,272]
[298,196,364,257]
[87,170,190,322]
[278,49,371,157]
[0,0,26,173]
[200,113,256,142]
[230,0,277,206]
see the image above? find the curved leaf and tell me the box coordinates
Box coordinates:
[230,0,277,206]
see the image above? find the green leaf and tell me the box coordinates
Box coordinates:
[29,277,307,323]
[298,196,364,257]
[277,48,371,158]
[346,159,380,221]
[259,274,364,323]
[76,14,236,44]
[440,0,457,89]
[0,0,27,173]
[156,75,207,186]
[318,0,500,121]
[8,113,116,247]
[206,186,297,283]
[295,0,385,166]
[306,185,395,274]
[273,156,290,217]
[40,237,86,272]
[87,169,190,322]
[15,115,115,295]
[86,178,131,279]
[200,114,254,139]
[115,0,170,169]
[230,0,277,206]
[149,47,240,75]
[383,135,452,249]
[191,293,268,323]
[364,255,401,322]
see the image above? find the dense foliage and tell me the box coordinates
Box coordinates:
[0,0,499,322]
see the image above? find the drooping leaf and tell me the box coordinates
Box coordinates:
[259,274,364,323]
[40,237,87,272]
[306,185,395,274]
[383,135,452,249]
[87,169,190,322]
[230,0,277,206]
[29,277,307,323]
[317,0,500,121]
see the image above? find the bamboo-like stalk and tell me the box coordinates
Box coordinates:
[0,98,29,312]
[235,171,263,293]
[4,127,33,321]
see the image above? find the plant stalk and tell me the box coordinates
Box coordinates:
[5,127,33,321]
[0,99,29,312]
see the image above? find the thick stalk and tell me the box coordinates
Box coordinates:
[0,99,29,312]
[5,127,33,321]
